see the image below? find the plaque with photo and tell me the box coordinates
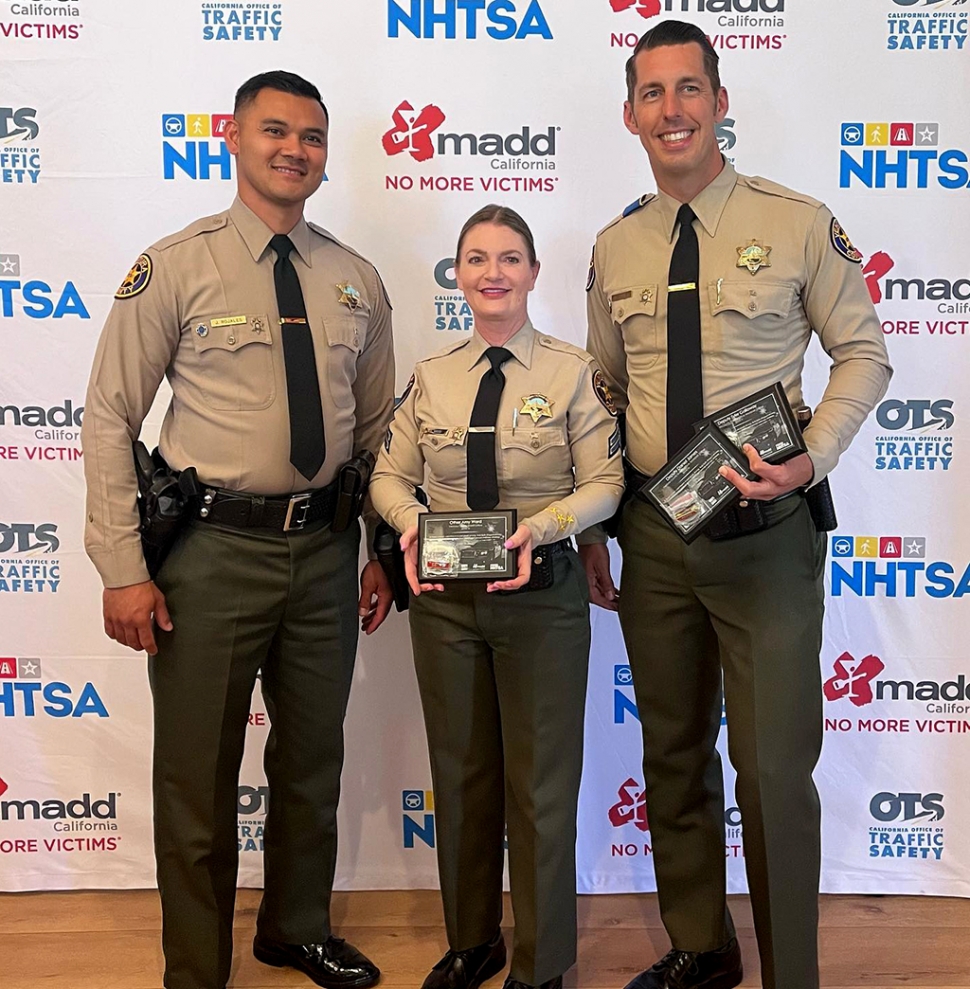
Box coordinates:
[693,382,806,465]
[641,426,757,543]
[417,510,518,581]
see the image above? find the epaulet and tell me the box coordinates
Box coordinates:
[597,193,657,237]
[417,337,471,364]
[536,334,593,364]
[307,220,392,308]
[739,175,822,210]
[151,212,229,253]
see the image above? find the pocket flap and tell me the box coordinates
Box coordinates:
[610,285,658,321]
[709,280,794,319]
[500,426,566,454]
[190,314,272,352]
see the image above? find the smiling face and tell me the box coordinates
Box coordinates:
[224,87,328,216]
[623,41,728,200]
[455,222,539,328]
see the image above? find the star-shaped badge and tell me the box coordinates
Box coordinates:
[736,240,772,275]
[520,394,554,423]
[336,282,362,311]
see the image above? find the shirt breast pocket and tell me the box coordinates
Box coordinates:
[707,280,797,370]
[323,314,365,406]
[418,424,467,479]
[611,285,660,369]
[499,425,569,489]
[190,314,275,411]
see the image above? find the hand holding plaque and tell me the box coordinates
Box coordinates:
[417,510,519,582]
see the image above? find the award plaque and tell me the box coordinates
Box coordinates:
[417,510,518,581]
[694,382,806,465]
[641,426,757,543]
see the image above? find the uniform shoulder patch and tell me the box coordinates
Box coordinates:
[115,254,152,300]
[591,367,618,417]
[586,247,596,293]
[830,217,863,263]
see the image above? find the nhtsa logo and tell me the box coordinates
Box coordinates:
[0,779,121,856]
[162,112,233,181]
[0,657,107,716]
[433,258,472,331]
[823,651,970,735]
[387,0,553,39]
[0,253,90,320]
[829,534,970,598]
[0,2,84,41]
[613,664,727,727]
[608,0,787,50]
[869,791,945,863]
[886,0,968,51]
[402,789,435,848]
[202,2,283,41]
[608,778,743,859]
[238,784,268,852]
[383,101,560,195]
[1,106,40,184]
[840,120,970,189]
[872,398,954,471]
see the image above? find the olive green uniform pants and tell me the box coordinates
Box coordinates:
[618,496,825,989]
[408,550,591,986]
[150,518,360,989]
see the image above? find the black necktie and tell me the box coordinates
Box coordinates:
[270,234,326,481]
[666,203,704,456]
[466,346,513,511]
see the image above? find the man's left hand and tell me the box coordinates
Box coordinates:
[720,446,814,501]
[359,560,394,634]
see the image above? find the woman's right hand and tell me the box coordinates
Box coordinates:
[401,525,445,596]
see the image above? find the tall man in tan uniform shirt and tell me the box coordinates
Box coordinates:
[578,23,892,989]
[82,72,393,989]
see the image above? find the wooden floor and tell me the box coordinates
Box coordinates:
[1,890,968,988]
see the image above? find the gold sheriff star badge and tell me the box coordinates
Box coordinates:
[520,394,554,423]
[336,282,362,311]
[736,240,772,275]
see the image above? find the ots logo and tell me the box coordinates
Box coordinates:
[610,0,662,17]
[0,108,39,144]
[876,399,954,432]
[161,113,234,181]
[872,400,955,472]
[0,254,90,320]
[383,102,446,162]
[237,785,269,816]
[870,791,945,823]
[0,523,58,554]
[716,118,737,153]
[434,258,457,290]
[402,789,435,848]
[886,0,968,51]
[432,258,473,331]
[840,121,970,189]
[388,0,553,40]
[823,652,886,707]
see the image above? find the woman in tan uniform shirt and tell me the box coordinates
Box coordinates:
[371,205,624,989]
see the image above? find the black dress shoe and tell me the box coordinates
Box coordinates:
[503,976,563,989]
[421,930,507,989]
[253,934,380,988]
[622,937,742,989]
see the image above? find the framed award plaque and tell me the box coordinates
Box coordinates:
[417,510,518,581]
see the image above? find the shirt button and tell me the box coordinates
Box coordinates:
[616,307,625,319]
[227,334,236,344]
[748,302,757,312]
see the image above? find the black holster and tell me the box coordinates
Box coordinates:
[332,450,375,533]
[133,441,199,579]
[374,487,429,613]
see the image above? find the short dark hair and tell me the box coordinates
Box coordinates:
[625,20,721,105]
[234,70,329,122]
[456,204,538,267]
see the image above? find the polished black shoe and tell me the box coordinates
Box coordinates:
[623,937,742,989]
[503,976,563,989]
[421,930,507,989]
[253,934,380,989]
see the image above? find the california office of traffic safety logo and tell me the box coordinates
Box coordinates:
[115,255,152,300]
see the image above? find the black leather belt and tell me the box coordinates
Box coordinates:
[537,538,572,559]
[196,478,339,532]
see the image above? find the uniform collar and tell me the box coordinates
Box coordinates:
[465,318,536,372]
[229,196,313,267]
[655,158,738,242]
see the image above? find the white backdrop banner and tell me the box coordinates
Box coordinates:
[1,0,968,898]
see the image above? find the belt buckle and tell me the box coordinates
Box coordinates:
[283,493,312,531]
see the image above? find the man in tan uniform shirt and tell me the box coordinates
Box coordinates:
[82,72,393,989]
[578,22,892,989]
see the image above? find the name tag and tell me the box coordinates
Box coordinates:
[210,315,247,327]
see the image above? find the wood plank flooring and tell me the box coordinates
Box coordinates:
[1,890,967,988]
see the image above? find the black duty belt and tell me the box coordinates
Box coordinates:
[196,478,339,532]
[537,538,572,559]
